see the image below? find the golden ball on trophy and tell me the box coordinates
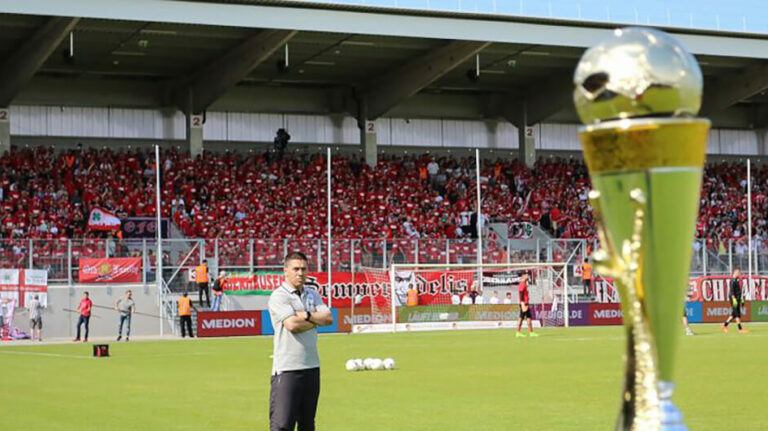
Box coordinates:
[574,27,703,124]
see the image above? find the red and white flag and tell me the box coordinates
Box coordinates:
[87,208,121,231]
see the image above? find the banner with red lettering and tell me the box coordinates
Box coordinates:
[197,310,261,337]
[591,275,768,304]
[687,276,768,302]
[223,271,475,308]
[222,271,768,313]
[78,258,142,283]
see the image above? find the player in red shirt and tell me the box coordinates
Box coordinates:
[515,273,538,338]
[74,291,93,342]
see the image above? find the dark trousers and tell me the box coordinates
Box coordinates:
[270,368,320,431]
[118,314,132,337]
[75,315,90,340]
[583,279,591,296]
[197,282,210,307]
[180,315,194,337]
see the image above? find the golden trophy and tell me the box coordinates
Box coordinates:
[574,27,708,430]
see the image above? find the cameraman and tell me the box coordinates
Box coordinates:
[273,128,290,159]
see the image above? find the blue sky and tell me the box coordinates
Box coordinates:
[308,0,768,33]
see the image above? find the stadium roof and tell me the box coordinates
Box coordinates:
[2,0,768,128]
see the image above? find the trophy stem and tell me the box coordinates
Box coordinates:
[615,296,660,431]
[590,189,660,430]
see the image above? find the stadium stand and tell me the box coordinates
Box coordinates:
[1,146,765,262]
[0,147,592,238]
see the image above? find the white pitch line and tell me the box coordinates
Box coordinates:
[551,336,624,342]
[0,350,94,359]
[0,350,213,359]
[116,352,214,359]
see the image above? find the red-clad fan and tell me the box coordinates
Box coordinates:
[2,147,766,272]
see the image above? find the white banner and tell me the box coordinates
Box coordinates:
[0,269,20,286]
[87,208,121,231]
[23,269,47,286]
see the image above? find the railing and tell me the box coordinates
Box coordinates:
[687,238,768,276]
[293,0,768,34]
[161,280,177,336]
[2,237,764,285]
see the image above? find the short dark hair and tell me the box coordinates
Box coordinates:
[284,251,308,265]
[84,291,89,296]
[203,259,208,264]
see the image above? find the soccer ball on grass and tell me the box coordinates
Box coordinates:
[383,358,396,370]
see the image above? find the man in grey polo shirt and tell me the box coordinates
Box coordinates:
[268,252,333,431]
[28,294,44,341]
[115,290,136,341]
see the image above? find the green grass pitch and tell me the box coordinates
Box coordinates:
[1,324,764,430]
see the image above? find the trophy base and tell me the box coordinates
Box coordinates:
[659,381,688,431]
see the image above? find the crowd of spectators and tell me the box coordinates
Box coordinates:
[698,162,768,253]
[162,149,599,241]
[0,146,765,258]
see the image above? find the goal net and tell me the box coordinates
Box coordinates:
[353,263,569,333]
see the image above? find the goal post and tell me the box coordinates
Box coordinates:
[353,262,570,333]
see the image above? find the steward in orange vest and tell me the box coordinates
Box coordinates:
[178,292,194,338]
[195,260,210,308]
[581,259,593,298]
[178,296,191,316]
[195,262,209,283]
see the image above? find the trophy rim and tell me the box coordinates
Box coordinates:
[578,117,710,134]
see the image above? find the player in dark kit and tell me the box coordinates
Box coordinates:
[515,273,538,338]
[723,268,748,334]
